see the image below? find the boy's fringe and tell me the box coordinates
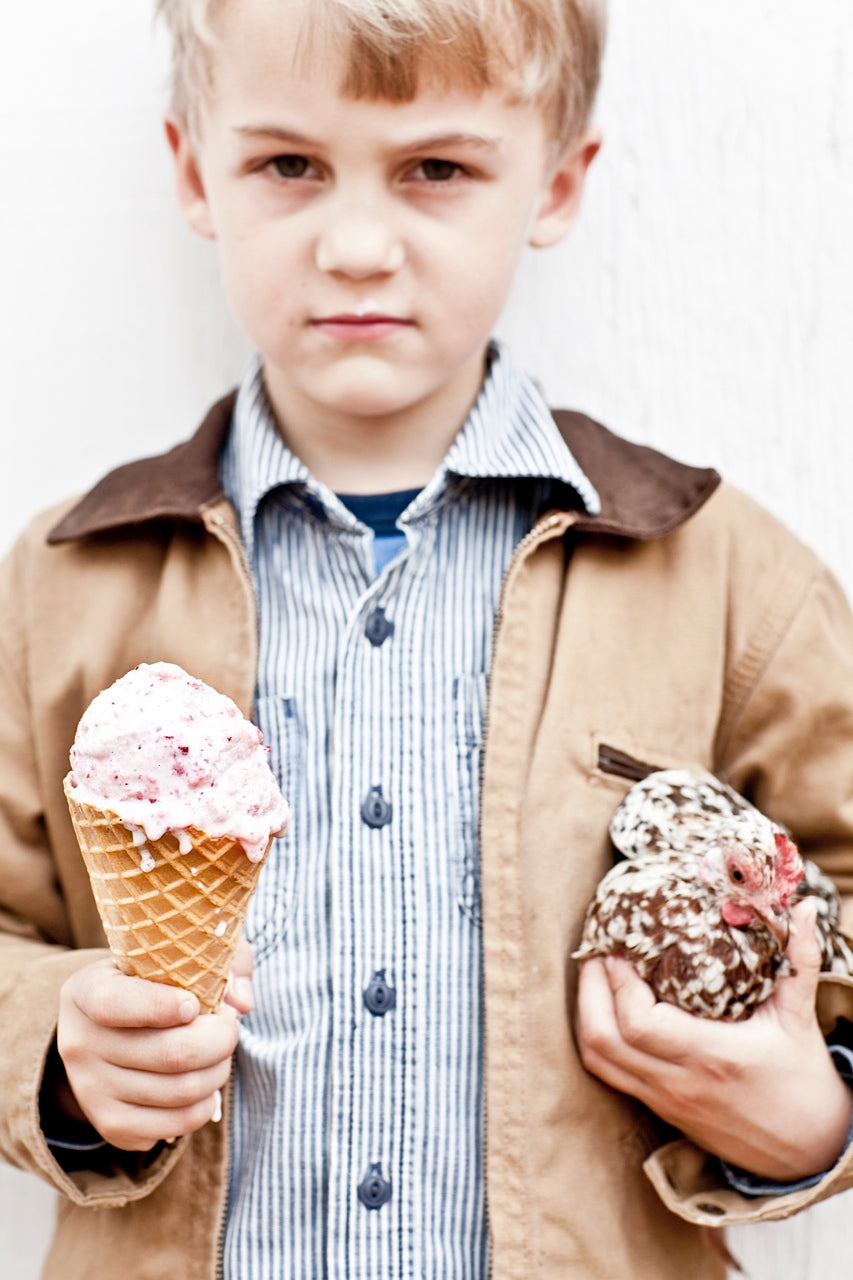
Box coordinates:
[154,0,607,149]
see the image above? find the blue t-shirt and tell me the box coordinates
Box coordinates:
[337,488,422,574]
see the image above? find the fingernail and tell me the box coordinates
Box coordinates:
[179,997,199,1023]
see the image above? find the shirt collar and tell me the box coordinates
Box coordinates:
[442,341,600,514]
[222,343,600,551]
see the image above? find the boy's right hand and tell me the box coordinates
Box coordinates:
[55,957,245,1152]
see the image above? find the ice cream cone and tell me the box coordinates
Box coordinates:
[64,774,270,1014]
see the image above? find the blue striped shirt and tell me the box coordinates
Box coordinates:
[219,342,599,1278]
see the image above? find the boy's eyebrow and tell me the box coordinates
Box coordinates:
[232,124,503,155]
[395,131,504,156]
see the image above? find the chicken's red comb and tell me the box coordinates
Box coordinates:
[773,831,804,903]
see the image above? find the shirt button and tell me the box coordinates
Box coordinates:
[358,1163,392,1210]
[361,786,392,828]
[365,607,395,647]
[363,971,396,1016]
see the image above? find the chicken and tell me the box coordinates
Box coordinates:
[573,769,853,1020]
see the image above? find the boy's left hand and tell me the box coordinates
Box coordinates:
[575,898,853,1182]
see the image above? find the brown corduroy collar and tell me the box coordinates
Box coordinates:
[47,394,720,545]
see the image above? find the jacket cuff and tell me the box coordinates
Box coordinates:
[642,973,853,1226]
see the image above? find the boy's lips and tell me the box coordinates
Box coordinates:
[311,313,414,342]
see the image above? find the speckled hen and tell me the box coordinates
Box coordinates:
[574,770,853,1020]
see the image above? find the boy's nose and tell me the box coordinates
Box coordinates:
[315,209,405,279]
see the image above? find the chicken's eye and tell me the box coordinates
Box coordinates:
[730,868,745,883]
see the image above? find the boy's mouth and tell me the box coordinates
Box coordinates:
[311,312,413,341]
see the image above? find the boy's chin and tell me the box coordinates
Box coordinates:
[264,350,482,434]
[303,367,439,424]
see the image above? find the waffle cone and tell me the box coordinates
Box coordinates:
[64,774,270,1013]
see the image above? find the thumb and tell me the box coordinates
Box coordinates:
[66,959,201,1029]
[773,897,821,1022]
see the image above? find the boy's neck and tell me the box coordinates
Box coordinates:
[261,354,488,495]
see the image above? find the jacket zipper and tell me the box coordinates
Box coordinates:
[479,509,575,1278]
[213,1079,233,1279]
[202,504,251,1279]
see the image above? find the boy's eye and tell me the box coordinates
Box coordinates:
[415,159,462,182]
[270,154,312,179]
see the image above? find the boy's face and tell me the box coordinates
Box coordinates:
[167,0,597,449]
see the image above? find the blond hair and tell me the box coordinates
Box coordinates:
[155,0,607,150]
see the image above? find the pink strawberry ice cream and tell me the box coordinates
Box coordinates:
[67,662,290,862]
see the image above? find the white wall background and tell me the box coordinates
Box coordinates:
[0,1,851,1276]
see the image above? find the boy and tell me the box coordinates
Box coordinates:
[2,1,853,1276]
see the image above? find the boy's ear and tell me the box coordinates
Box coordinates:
[164,114,217,240]
[528,129,602,249]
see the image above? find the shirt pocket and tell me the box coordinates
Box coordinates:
[453,673,488,926]
[243,694,301,963]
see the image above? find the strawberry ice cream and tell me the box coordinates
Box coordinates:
[67,661,290,862]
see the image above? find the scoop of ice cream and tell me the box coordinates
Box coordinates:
[67,662,290,861]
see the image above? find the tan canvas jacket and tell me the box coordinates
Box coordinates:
[2,396,853,1279]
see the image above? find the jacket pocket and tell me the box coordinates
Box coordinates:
[596,742,662,782]
[453,673,488,926]
[595,739,714,786]
[243,694,301,962]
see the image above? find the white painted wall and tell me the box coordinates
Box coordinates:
[0,1,851,1276]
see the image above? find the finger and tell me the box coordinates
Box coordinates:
[576,958,654,1075]
[574,957,616,1044]
[604,958,695,1058]
[575,960,665,1100]
[575,959,631,1079]
[57,1012,239,1143]
[602,956,736,1072]
[106,1056,233,1112]
[223,937,255,1016]
[67,959,200,1030]
[93,1088,225,1152]
[604,956,658,1015]
[89,1010,241,1075]
[578,958,725,1093]
[786,897,821,972]
[230,937,254,982]
[771,896,822,1022]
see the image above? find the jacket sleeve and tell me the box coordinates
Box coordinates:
[645,547,853,1226]
[0,530,184,1205]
